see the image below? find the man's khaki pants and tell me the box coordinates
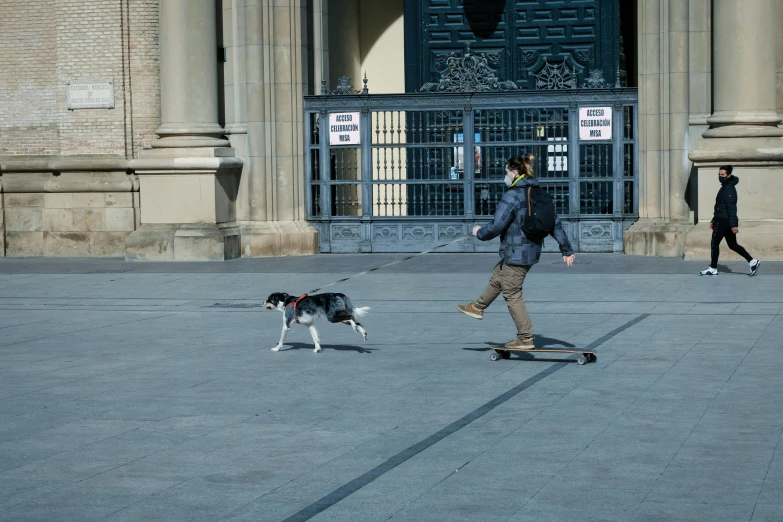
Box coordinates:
[474,260,533,342]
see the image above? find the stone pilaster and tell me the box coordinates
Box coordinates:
[624,0,695,256]
[686,0,783,260]
[237,0,319,256]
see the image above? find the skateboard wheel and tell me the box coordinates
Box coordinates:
[577,355,587,365]
[490,352,500,361]
[588,353,597,363]
[500,350,511,359]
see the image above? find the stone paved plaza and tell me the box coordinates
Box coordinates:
[1,253,782,521]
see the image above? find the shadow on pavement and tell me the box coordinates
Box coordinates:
[272,342,375,354]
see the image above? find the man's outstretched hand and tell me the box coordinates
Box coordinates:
[563,255,575,267]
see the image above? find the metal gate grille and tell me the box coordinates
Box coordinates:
[305,90,637,253]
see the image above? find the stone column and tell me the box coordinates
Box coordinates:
[312,0,329,93]
[686,0,783,260]
[126,0,243,261]
[704,0,783,138]
[151,0,230,149]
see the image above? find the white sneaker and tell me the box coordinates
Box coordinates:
[749,259,760,276]
[699,267,718,276]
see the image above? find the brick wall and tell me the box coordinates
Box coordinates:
[0,0,160,158]
[127,0,160,157]
[0,1,59,155]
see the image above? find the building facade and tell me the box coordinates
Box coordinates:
[0,0,781,260]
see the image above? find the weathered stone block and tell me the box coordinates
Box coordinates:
[73,208,107,232]
[72,193,106,208]
[5,194,44,208]
[44,232,90,257]
[624,220,694,257]
[173,234,226,261]
[89,232,128,257]
[105,193,133,208]
[5,232,44,256]
[5,208,43,232]
[43,209,75,232]
[125,225,240,261]
[241,221,319,257]
[106,208,135,232]
[44,193,74,209]
[124,226,175,261]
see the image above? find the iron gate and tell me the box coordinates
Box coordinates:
[304,88,637,253]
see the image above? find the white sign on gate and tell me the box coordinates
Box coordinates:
[329,112,361,145]
[578,106,612,141]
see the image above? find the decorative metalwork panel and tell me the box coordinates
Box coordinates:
[405,0,623,93]
[304,88,637,253]
[581,222,613,239]
[373,225,400,241]
[534,59,577,90]
[419,45,519,93]
[331,224,361,240]
[402,225,435,241]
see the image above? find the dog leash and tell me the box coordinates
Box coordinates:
[304,233,473,295]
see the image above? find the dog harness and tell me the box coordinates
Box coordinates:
[285,293,308,324]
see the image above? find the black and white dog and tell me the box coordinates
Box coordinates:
[264,292,370,353]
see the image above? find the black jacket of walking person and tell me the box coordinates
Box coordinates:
[699,165,759,276]
[712,174,740,228]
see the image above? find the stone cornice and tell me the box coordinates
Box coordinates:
[0,157,244,193]
[0,157,244,173]
[0,171,139,193]
[689,148,783,164]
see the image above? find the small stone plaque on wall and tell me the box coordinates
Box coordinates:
[66,79,115,109]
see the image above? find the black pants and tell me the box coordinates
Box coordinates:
[710,219,752,268]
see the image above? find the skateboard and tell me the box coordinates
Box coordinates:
[490,347,596,365]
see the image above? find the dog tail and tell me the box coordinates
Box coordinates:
[354,306,371,317]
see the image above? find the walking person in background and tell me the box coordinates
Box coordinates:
[699,165,760,276]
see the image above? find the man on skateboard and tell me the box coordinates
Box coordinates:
[457,154,575,350]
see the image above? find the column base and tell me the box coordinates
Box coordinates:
[239,221,319,257]
[684,221,783,261]
[623,219,695,257]
[125,224,240,261]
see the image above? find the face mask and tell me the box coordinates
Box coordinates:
[719,175,729,184]
[504,175,513,187]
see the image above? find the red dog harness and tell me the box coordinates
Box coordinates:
[285,293,308,323]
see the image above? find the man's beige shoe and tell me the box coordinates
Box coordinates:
[505,338,535,349]
[456,303,483,320]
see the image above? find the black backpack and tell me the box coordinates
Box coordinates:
[521,186,556,242]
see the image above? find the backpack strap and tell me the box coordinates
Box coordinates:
[527,186,532,216]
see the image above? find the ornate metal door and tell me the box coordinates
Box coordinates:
[405,0,624,93]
